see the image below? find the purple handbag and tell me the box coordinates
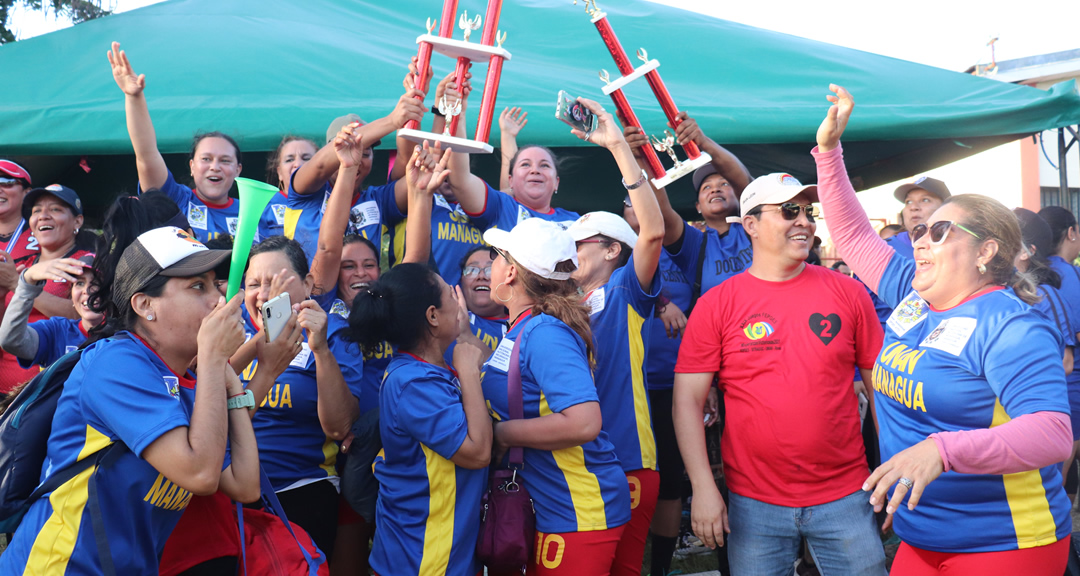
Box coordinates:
[476,319,536,573]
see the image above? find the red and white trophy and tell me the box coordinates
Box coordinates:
[398,0,511,154]
[577,0,712,188]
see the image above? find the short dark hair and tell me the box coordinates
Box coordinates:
[247,235,309,278]
[190,131,243,166]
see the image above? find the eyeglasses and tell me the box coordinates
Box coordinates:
[575,239,607,249]
[462,265,492,278]
[911,220,981,245]
[756,203,817,222]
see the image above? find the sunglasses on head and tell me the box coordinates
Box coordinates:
[757,203,817,222]
[911,220,981,245]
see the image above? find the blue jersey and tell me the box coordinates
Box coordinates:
[444,312,507,367]
[465,182,578,232]
[18,317,87,369]
[370,353,485,576]
[646,252,692,391]
[587,259,660,472]
[1032,284,1078,351]
[0,334,198,574]
[241,295,364,491]
[885,230,915,261]
[140,170,240,243]
[481,313,630,533]
[391,194,485,286]
[284,175,404,265]
[256,190,290,242]
[1049,256,1080,380]
[873,255,1072,552]
[666,221,752,298]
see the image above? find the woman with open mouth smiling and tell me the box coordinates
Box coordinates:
[815,84,1073,575]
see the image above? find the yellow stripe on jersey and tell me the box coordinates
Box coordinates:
[283,207,302,240]
[540,393,608,531]
[419,444,456,576]
[991,400,1058,548]
[392,220,407,268]
[319,437,339,478]
[26,425,113,575]
[626,305,656,471]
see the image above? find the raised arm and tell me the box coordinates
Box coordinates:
[293,82,427,196]
[623,122,685,246]
[445,81,491,216]
[498,107,528,193]
[812,84,894,293]
[310,125,364,296]
[672,112,751,196]
[0,273,45,360]
[108,42,168,191]
[401,142,452,264]
[574,98,663,288]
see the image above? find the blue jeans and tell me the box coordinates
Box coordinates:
[727,489,887,576]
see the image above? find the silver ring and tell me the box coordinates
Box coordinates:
[898,477,914,489]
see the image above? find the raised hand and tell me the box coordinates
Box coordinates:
[24,257,88,285]
[569,97,624,151]
[296,300,329,353]
[817,84,855,153]
[670,111,703,147]
[499,107,528,139]
[404,55,434,95]
[391,88,428,129]
[406,141,452,195]
[197,292,247,365]
[107,41,146,96]
[332,122,365,169]
[435,68,473,105]
[255,308,302,379]
[0,252,20,292]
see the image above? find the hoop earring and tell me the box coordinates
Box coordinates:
[493,282,515,303]
[977,262,987,275]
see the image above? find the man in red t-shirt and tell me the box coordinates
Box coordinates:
[673,173,886,575]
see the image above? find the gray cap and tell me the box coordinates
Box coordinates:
[893,176,951,203]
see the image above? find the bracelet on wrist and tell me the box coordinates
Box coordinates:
[622,169,649,191]
[431,104,444,117]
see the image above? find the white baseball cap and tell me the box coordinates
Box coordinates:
[483,218,578,280]
[566,211,638,247]
[740,173,819,218]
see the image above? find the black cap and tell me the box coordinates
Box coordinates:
[23,184,82,221]
[893,177,951,203]
[1014,208,1054,258]
[692,164,719,193]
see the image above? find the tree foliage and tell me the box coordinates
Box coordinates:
[1,0,112,45]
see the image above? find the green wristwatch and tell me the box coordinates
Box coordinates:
[227,390,255,411]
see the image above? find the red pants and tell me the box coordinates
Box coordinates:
[891,538,1069,575]
[525,525,627,576]
[610,469,659,576]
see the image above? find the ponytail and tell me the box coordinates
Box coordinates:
[1010,269,1042,306]
[513,257,596,364]
[85,196,174,343]
[346,263,442,354]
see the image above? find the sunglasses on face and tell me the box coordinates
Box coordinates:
[911,220,981,245]
[462,265,492,278]
[757,203,817,222]
[488,247,504,262]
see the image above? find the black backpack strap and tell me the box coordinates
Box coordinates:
[688,229,710,313]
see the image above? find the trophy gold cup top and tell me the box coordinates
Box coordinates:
[573,0,603,18]
[459,11,483,43]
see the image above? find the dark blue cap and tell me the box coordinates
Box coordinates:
[23,184,83,221]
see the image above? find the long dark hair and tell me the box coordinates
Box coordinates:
[1040,206,1077,255]
[1015,208,1061,289]
[266,135,317,190]
[347,263,443,353]
[86,196,168,342]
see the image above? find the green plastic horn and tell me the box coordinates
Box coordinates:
[226,177,279,300]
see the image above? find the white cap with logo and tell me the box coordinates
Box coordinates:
[483,218,578,281]
[739,173,819,218]
[566,211,638,247]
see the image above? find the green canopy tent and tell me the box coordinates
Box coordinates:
[2,0,1079,222]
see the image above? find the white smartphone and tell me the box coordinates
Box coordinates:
[261,292,292,343]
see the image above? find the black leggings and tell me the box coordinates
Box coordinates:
[649,388,687,501]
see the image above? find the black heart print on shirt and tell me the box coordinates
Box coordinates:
[809,313,841,345]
